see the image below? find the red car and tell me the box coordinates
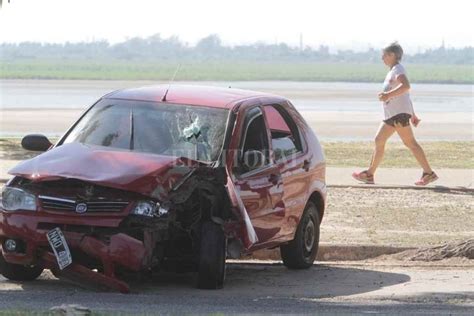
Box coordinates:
[0,85,326,292]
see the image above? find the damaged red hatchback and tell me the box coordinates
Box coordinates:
[0,85,326,292]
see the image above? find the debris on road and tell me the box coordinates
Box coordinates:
[392,239,474,261]
[50,304,91,316]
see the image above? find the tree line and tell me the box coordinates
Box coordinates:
[1,34,472,64]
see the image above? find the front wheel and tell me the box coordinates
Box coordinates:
[0,252,44,281]
[280,201,320,269]
[196,221,226,289]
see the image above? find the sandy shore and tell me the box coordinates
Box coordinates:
[1,79,472,140]
[1,108,471,141]
[302,111,473,141]
[0,108,83,137]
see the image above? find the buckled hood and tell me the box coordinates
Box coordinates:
[8,142,201,200]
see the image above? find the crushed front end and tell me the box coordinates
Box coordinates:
[0,166,236,293]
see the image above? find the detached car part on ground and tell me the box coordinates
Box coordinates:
[0,85,326,293]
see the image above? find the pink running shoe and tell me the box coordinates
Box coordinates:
[415,171,439,186]
[352,170,374,184]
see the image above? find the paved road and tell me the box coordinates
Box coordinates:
[328,167,474,188]
[1,262,472,314]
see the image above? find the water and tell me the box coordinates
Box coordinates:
[1,80,472,114]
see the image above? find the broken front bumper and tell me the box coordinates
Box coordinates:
[0,210,153,293]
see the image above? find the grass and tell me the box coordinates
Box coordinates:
[1,138,472,169]
[1,59,472,84]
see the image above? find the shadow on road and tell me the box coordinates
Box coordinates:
[0,263,411,312]
[136,263,411,298]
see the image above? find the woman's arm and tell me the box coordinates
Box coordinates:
[378,74,411,101]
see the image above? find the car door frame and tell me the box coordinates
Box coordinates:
[227,99,286,248]
[260,99,312,240]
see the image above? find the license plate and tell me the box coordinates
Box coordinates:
[46,227,72,270]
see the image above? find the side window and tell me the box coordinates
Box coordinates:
[238,107,269,171]
[264,105,303,161]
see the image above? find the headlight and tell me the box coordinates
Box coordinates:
[132,200,169,218]
[132,200,158,217]
[1,187,37,211]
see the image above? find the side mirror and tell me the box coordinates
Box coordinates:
[21,134,53,152]
[243,150,265,170]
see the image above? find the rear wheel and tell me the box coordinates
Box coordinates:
[0,252,44,281]
[196,221,226,289]
[280,201,320,269]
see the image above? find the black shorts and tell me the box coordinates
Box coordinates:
[383,113,411,127]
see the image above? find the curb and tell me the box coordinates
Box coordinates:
[249,244,414,261]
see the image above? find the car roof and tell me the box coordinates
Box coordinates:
[104,84,283,109]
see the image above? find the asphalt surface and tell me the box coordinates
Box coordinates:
[327,167,474,189]
[1,262,473,315]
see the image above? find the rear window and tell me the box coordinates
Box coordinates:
[264,105,303,161]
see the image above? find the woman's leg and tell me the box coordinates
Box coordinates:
[395,124,433,173]
[367,122,396,175]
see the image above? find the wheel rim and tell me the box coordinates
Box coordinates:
[303,218,315,254]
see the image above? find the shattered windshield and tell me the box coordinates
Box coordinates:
[62,99,229,162]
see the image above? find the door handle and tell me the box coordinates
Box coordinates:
[302,159,311,172]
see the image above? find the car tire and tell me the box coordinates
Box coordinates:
[0,252,44,281]
[280,201,320,269]
[197,221,226,289]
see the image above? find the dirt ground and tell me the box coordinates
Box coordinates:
[321,187,474,247]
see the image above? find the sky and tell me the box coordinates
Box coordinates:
[0,0,472,53]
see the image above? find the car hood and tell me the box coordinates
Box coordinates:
[8,142,202,200]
